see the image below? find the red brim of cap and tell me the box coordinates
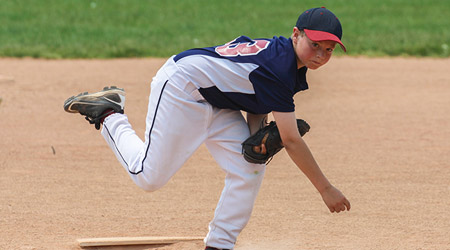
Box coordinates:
[304,29,347,52]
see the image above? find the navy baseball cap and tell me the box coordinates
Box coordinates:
[296,7,346,52]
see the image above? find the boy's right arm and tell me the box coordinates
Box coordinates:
[272,111,350,213]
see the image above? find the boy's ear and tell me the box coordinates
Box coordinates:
[292,27,301,42]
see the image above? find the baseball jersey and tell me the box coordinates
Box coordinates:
[173,35,308,114]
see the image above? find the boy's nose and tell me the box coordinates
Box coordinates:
[316,50,325,58]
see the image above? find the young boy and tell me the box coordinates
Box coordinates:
[64,7,350,250]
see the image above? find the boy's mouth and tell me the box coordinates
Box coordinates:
[311,60,321,66]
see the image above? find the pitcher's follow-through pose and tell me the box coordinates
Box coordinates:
[64,7,351,250]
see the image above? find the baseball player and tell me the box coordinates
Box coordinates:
[64,7,350,250]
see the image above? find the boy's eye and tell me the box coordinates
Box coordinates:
[326,48,334,52]
[312,43,319,47]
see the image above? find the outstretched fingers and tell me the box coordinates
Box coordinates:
[344,198,351,211]
[330,197,351,213]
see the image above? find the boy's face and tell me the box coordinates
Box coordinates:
[292,27,336,70]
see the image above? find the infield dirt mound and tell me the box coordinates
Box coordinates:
[0,56,449,249]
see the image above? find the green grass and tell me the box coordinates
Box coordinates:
[0,0,449,58]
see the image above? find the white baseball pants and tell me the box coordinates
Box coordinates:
[101,57,266,249]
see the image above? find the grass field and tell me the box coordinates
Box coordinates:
[0,0,449,58]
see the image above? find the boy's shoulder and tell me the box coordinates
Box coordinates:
[224,35,292,53]
[214,35,295,65]
[175,35,292,61]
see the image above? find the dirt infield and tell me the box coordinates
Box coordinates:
[0,56,449,250]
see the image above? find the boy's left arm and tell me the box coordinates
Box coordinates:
[272,111,351,213]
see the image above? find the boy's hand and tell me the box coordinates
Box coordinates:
[320,185,351,213]
[253,144,267,155]
[242,119,310,164]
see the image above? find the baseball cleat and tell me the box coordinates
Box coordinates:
[64,86,125,129]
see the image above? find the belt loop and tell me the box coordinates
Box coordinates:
[163,56,205,102]
[190,88,205,102]
[184,82,205,102]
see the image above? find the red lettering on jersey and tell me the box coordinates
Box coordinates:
[215,39,270,57]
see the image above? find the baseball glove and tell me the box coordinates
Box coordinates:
[242,119,310,164]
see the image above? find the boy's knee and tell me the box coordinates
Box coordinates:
[135,176,168,192]
[137,182,162,192]
[128,162,175,192]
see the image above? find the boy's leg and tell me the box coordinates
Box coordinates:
[101,60,210,191]
[204,108,266,249]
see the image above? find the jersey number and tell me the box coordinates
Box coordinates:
[215,39,270,57]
